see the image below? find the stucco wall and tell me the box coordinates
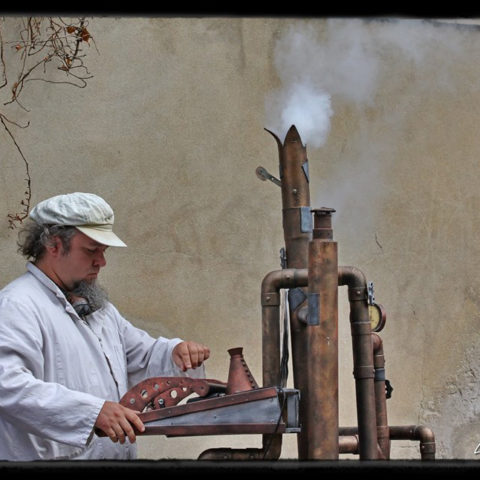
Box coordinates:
[1,16,480,460]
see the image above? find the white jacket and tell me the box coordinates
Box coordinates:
[0,262,204,460]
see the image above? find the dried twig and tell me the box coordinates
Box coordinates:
[0,17,95,228]
[1,114,31,229]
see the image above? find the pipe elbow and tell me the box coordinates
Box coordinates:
[372,332,384,354]
[261,270,287,294]
[414,425,436,460]
[338,266,367,288]
[261,268,308,294]
[413,425,435,443]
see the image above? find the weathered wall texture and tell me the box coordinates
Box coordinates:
[1,16,480,459]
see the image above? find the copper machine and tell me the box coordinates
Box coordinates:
[117,126,435,461]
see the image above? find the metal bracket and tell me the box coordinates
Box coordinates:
[307,292,320,326]
[300,206,312,233]
[368,281,375,305]
[279,247,287,269]
[302,161,309,183]
[288,287,307,311]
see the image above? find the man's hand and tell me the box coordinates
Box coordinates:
[172,340,210,372]
[94,401,145,444]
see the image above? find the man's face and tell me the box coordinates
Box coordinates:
[54,230,108,290]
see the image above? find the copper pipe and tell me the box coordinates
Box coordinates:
[372,333,390,459]
[339,425,436,460]
[338,266,378,460]
[199,126,430,462]
[388,425,436,460]
[265,126,313,459]
[339,435,359,454]
[260,267,308,459]
[338,431,384,457]
[303,208,339,459]
[261,268,308,388]
[198,448,269,461]
[198,268,309,461]
[199,263,376,460]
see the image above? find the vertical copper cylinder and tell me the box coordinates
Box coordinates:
[266,125,312,458]
[338,266,378,460]
[261,268,308,459]
[372,333,390,459]
[261,269,308,388]
[304,208,339,459]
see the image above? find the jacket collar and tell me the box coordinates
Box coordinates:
[26,262,76,314]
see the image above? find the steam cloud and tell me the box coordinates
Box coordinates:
[272,81,333,149]
[264,18,466,148]
[264,18,471,243]
[264,19,380,147]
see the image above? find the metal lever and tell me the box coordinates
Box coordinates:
[256,166,281,187]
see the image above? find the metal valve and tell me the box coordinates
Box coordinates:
[256,166,281,187]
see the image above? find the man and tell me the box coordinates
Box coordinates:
[0,192,210,460]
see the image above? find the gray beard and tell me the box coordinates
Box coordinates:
[70,280,109,313]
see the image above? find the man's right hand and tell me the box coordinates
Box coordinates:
[94,400,145,444]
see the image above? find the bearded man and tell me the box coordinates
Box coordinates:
[0,192,210,460]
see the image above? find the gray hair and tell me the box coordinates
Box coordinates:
[17,220,79,261]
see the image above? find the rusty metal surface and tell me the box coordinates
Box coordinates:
[117,349,300,439]
[389,425,436,460]
[127,385,299,438]
[268,126,312,459]
[141,395,286,436]
[311,207,336,240]
[144,423,287,437]
[119,377,227,411]
[226,347,259,394]
[138,387,279,423]
[338,266,379,460]
[303,213,339,459]
[372,333,390,459]
[260,267,308,459]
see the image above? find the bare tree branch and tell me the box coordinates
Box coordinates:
[0,16,96,228]
[1,114,31,229]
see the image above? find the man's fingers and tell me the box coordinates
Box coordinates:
[95,401,145,444]
[173,341,210,371]
[118,418,135,444]
[113,424,126,444]
[179,349,192,370]
[125,409,145,437]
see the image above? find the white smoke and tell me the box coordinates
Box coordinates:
[265,80,332,149]
[264,18,467,148]
[264,19,381,147]
[263,17,473,243]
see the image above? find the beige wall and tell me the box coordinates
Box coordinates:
[1,16,480,459]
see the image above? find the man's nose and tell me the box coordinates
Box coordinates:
[93,251,107,267]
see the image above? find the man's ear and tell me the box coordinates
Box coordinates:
[45,236,63,257]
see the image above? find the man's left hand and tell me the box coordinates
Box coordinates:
[172,340,210,371]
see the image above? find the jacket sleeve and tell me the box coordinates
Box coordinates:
[110,305,206,389]
[0,297,105,448]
